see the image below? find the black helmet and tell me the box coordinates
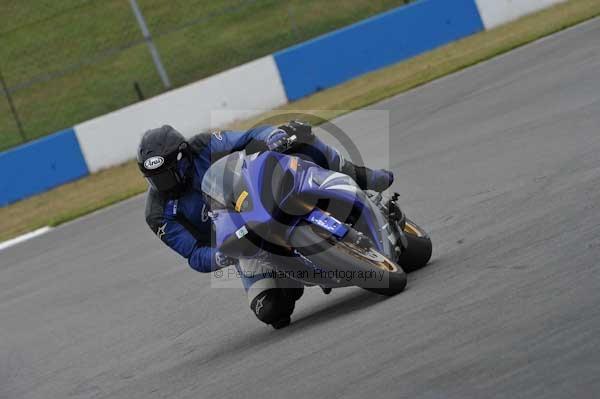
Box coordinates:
[137,125,189,194]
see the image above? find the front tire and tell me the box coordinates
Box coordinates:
[397,219,433,273]
[289,223,407,296]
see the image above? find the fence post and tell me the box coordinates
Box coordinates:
[0,67,26,143]
[287,3,300,40]
[128,0,172,89]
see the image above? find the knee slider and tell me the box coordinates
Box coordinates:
[250,289,295,325]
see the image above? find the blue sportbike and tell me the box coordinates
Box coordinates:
[202,136,432,295]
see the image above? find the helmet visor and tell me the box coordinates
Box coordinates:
[146,166,181,193]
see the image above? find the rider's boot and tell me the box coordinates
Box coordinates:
[341,161,394,192]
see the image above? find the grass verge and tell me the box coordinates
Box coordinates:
[1,0,599,243]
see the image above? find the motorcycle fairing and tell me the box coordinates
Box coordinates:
[206,150,392,259]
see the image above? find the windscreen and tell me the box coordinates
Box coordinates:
[201,151,245,209]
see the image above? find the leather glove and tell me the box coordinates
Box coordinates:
[265,128,289,151]
[278,120,314,142]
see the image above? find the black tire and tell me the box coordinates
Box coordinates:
[397,219,432,273]
[289,223,407,296]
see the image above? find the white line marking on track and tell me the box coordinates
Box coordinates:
[0,226,53,252]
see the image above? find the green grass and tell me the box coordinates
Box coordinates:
[0,0,411,150]
[1,0,599,243]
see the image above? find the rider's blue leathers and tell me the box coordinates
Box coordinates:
[145,126,346,273]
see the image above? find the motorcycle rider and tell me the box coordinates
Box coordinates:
[138,121,393,329]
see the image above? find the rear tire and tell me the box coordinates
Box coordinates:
[397,219,432,273]
[290,223,407,296]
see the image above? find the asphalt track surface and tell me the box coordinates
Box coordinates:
[2,18,600,399]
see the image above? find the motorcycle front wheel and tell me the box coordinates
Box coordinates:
[397,218,433,273]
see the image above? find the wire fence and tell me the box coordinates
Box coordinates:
[0,0,411,151]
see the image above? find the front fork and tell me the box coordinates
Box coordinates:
[370,192,408,259]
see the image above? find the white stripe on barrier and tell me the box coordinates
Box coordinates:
[474,0,566,30]
[74,55,287,173]
[0,226,53,252]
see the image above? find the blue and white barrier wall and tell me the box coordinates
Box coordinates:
[0,0,568,205]
[274,0,484,101]
[474,0,566,29]
[74,56,287,173]
[0,129,88,206]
